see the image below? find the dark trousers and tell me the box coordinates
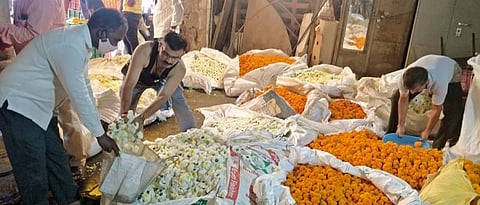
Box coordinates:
[387,82,464,149]
[122,11,142,55]
[0,101,78,205]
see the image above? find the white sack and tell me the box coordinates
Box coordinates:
[444,55,480,163]
[223,49,307,97]
[253,146,423,205]
[182,48,233,94]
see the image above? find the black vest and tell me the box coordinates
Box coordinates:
[121,40,175,86]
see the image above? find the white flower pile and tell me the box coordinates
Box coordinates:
[89,74,156,108]
[293,69,341,84]
[409,93,432,114]
[191,56,227,83]
[137,129,228,203]
[107,110,143,153]
[90,74,123,93]
[203,116,287,137]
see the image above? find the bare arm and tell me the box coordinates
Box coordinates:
[396,92,409,136]
[421,104,442,140]
[119,42,151,115]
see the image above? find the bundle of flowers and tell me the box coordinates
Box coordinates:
[239,55,295,76]
[328,100,367,120]
[106,110,143,153]
[285,164,393,205]
[256,85,307,114]
[309,130,443,190]
[190,56,227,84]
[138,129,228,203]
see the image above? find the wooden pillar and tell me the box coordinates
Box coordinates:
[181,0,211,51]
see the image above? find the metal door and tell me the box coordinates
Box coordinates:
[406,0,480,64]
[333,0,417,77]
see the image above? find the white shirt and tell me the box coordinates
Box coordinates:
[399,54,462,105]
[0,25,105,137]
[153,0,184,38]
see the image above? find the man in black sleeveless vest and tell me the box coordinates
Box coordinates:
[120,31,195,131]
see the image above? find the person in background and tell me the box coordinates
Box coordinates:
[86,0,106,19]
[0,8,124,204]
[121,0,143,54]
[387,54,464,149]
[119,31,195,132]
[152,0,184,39]
[0,0,65,53]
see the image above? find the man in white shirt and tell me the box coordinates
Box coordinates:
[153,0,184,39]
[0,8,125,205]
[387,54,464,149]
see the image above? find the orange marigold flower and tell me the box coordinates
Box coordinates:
[239,55,295,76]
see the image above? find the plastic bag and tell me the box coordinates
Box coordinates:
[419,158,479,205]
[99,143,166,203]
[237,88,297,119]
[445,55,480,164]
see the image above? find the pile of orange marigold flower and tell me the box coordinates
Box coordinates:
[463,159,480,194]
[257,86,307,113]
[308,130,443,190]
[285,164,393,205]
[329,100,367,120]
[239,55,295,76]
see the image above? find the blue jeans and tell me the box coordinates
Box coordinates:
[130,82,196,132]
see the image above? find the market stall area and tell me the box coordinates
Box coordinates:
[69,50,480,205]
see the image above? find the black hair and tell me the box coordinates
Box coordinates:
[403,66,428,89]
[163,31,188,51]
[87,8,127,32]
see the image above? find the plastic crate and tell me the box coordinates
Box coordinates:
[383,133,431,149]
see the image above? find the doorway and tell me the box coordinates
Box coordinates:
[332,0,418,77]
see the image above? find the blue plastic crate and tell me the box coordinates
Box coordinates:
[382,133,431,149]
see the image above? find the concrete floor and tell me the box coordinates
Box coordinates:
[143,88,237,141]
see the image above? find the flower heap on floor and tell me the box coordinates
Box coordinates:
[138,129,228,203]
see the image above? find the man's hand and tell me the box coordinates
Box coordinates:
[133,113,145,133]
[420,130,430,141]
[396,125,405,137]
[101,120,110,131]
[97,134,120,156]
